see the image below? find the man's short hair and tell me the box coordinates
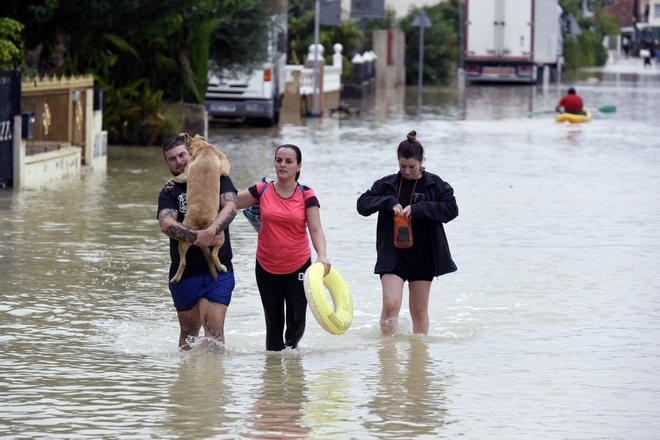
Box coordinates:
[162,135,188,155]
[568,87,576,94]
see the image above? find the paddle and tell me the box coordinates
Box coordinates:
[527,105,617,116]
[527,110,558,116]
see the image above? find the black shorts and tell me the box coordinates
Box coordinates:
[379,268,433,282]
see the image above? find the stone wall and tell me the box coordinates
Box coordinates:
[373,29,406,88]
[13,116,82,190]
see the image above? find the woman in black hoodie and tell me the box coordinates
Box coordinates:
[357,130,458,335]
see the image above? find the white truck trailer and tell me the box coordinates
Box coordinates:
[464,0,563,83]
[204,13,287,127]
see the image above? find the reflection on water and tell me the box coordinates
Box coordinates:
[1,70,659,438]
[243,355,309,437]
[364,338,447,438]
[166,354,236,439]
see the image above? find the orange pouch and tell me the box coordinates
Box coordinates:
[394,214,413,248]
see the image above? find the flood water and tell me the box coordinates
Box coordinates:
[1,63,659,439]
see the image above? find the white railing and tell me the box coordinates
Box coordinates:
[285,65,338,96]
[284,43,343,96]
[323,65,341,93]
[298,67,318,96]
[284,65,303,85]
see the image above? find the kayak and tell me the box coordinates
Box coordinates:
[556,109,591,123]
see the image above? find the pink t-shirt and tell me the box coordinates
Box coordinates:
[253,181,319,274]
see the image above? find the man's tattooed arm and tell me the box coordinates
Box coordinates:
[158,208,196,242]
[215,192,238,235]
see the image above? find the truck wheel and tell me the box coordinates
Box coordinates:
[273,107,280,125]
[260,104,280,127]
[250,117,274,128]
[274,95,282,125]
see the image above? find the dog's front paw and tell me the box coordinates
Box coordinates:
[164,180,175,192]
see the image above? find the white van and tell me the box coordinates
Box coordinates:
[205,13,287,127]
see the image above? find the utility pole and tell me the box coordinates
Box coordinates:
[412,9,432,107]
[311,0,321,116]
[459,1,464,70]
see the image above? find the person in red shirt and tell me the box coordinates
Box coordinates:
[556,87,585,114]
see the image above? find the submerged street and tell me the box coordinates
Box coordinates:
[1,57,659,438]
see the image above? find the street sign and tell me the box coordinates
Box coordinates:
[565,12,582,40]
[350,0,385,19]
[320,1,341,27]
[412,8,432,28]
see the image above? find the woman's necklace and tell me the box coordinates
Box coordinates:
[397,175,419,206]
[273,182,297,199]
[273,181,297,211]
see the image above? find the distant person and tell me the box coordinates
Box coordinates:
[622,37,630,59]
[640,47,652,68]
[555,87,585,115]
[357,130,458,335]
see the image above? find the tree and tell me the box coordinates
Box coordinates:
[400,1,460,85]
[0,18,24,70]
[287,0,362,80]
[209,0,283,78]
[559,0,616,70]
[3,0,280,144]
[288,8,315,64]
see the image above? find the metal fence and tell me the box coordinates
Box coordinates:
[0,70,21,188]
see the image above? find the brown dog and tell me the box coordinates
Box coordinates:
[169,133,231,284]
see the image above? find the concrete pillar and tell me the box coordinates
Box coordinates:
[456,67,466,90]
[12,114,24,190]
[368,50,378,80]
[351,53,365,85]
[83,87,94,166]
[542,65,550,87]
[362,51,373,80]
[333,43,343,69]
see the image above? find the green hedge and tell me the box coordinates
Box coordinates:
[563,31,609,70]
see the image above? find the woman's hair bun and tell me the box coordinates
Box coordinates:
[406,130,417,142]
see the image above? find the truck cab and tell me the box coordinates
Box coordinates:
[205,13,287,127]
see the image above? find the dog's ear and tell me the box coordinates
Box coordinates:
[179,133,192,144]
[193,134,205,141]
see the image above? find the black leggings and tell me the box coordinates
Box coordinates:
[255,258,311,351]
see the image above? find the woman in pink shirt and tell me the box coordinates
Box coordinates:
[238,145,331,351]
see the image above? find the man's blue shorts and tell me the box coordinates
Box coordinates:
[169,271,235,312]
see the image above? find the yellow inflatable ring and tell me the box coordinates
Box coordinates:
[303,263,353,335]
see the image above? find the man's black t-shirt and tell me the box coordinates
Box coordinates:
[157,175,237,280]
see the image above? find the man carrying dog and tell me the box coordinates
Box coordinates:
[158,135,237,350]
